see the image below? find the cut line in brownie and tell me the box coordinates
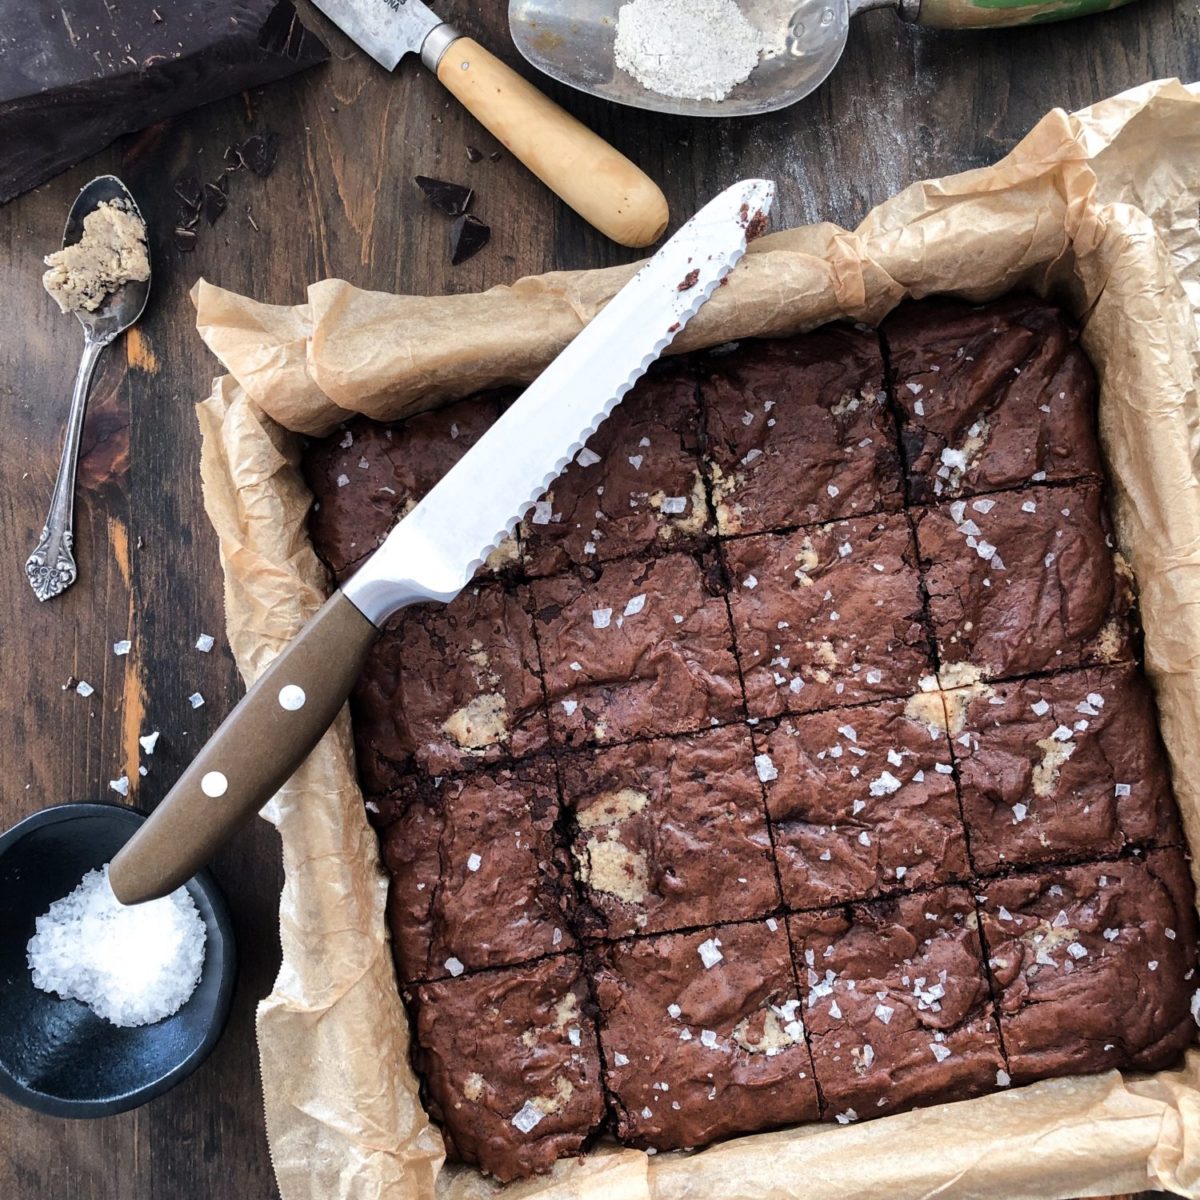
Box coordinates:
[377,759,576,983]
[946,664,1181,874]
[789,887,1006,1122]
[977,850,1198,1085]
[724,513,933,719]
[351,582,547,788]
[913,482,1135,683]
[559,725,778,940]
[520,362,709,577]
[408,955,606,1182]
[533,551,744,749]
[882,295,1102,505]
[699,327,901,535]
[758,697,969,909]
[592,919,820,1150]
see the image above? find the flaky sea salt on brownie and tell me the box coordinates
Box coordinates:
[978,850,1197,1084]
[378,761,575,983]
[409,956,605,1181]
[592,919,819,1150]
[699,328,900,535]
[913,482,1134,682]
[533,552,743,748]
[883,295,1101,504]
[789,888,1005,1120]
[351,582,547,787]
[521,363,708,577]
[760,697,968,909]
[559,725,777,940]
[304,397,515,584]
[949,664,1180,872]
[724,513,932,718]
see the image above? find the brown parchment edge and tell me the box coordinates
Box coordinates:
[193,78,1200,1200]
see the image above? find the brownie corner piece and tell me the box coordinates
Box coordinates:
[980,850,1197,1084]
[410,956,605,1181]
[699,327,901,535]
[790,887,1005,1121]
[593,919,819,1150]
[882,294,1101,503]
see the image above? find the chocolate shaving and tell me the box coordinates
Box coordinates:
[489,151,503,163]
[450,213,491,265]
[416,175,473,217]
[203,179,229,225]
[465,145,483,163]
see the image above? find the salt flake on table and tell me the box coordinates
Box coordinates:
[76,680,94,697]
[109,776,129,797]
[195,633,215,653]
[188,692,205,708]
[113,639,132,656]
[140,731,160,754]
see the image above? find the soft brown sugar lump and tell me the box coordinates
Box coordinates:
[699,327,901,536]
[410,956,605,1181]
[724,513,933,718]
[978,850,1198,1084]
[350,581,548,787]
[760,697,969,909]
[559,725,778,940]
[913,483,1134,682]
[882,295,1102,504]
[790,888,1006,1122]
[592,919,819,1151]
[520,362,709,576]
[533,551,743,748]
[949,664,1181,873]
[377,761,576,983]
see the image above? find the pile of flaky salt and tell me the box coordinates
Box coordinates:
[27,867,206,1027]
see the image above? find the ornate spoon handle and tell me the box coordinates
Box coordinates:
[26,337,105,602]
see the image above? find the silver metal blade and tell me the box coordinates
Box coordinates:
[343,179,776,625]
[309,0,441,70]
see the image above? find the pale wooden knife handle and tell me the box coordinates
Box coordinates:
[436,37,669,249]
[109,591,379,905]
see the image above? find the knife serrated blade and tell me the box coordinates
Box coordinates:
[343,177,775,624]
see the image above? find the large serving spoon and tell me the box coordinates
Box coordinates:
[26,176,151,602]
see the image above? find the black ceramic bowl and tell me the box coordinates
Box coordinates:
[0,802,236,1117]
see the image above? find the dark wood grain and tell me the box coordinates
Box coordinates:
[0,1,1195,1196]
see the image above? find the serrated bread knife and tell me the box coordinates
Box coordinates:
[109,179,775,905]
[307,0,668,248]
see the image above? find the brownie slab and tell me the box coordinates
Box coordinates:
[950,664,1181,872]
[521,364,708,576]
[534,552,743,748]
[378,761,575,983]
[560,726,777,940]
[410,956,605,1181]
[725,514,933,718]
[760,698,968,908]
[593,920,819,1150]
[914,483,1134,681]
[352,582,547,786]
[790,888,1005,1120]
[883,295,1101,504]
[979,851,1197,1083]
[699,328,900,535]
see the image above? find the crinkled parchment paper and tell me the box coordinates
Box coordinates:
[194,78,1200,1200]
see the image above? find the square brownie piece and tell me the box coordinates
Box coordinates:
[304,396,515,584]
[520,363,708,577]
[950,664,1181,873]
[883,296,1101,504]
[699,328,900,535]
[725,513,933,718]
[378,760,576,983]
[592,919,819,1150]
[790,888,1005,1121]
[533,552,743,748]
[409,956,605,1181]
[352,582,547,787]
[979,850,1197,1083]
[913,483,1134,682]
[759,698,968,909]
[559,726,777,939]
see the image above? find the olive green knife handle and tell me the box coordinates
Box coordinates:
[109,591,379,905]
[907,0,1135,27]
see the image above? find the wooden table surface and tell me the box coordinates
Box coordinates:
[0,1,1196,1196]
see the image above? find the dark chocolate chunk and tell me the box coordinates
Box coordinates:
[203,180,228,225]
[239,132,280,177]
[172,168,203,211]
[173,227,198,253]
[223,144,245,172]
[465,145,483,163]
[450,213,491,265]
[415,175,474,217]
